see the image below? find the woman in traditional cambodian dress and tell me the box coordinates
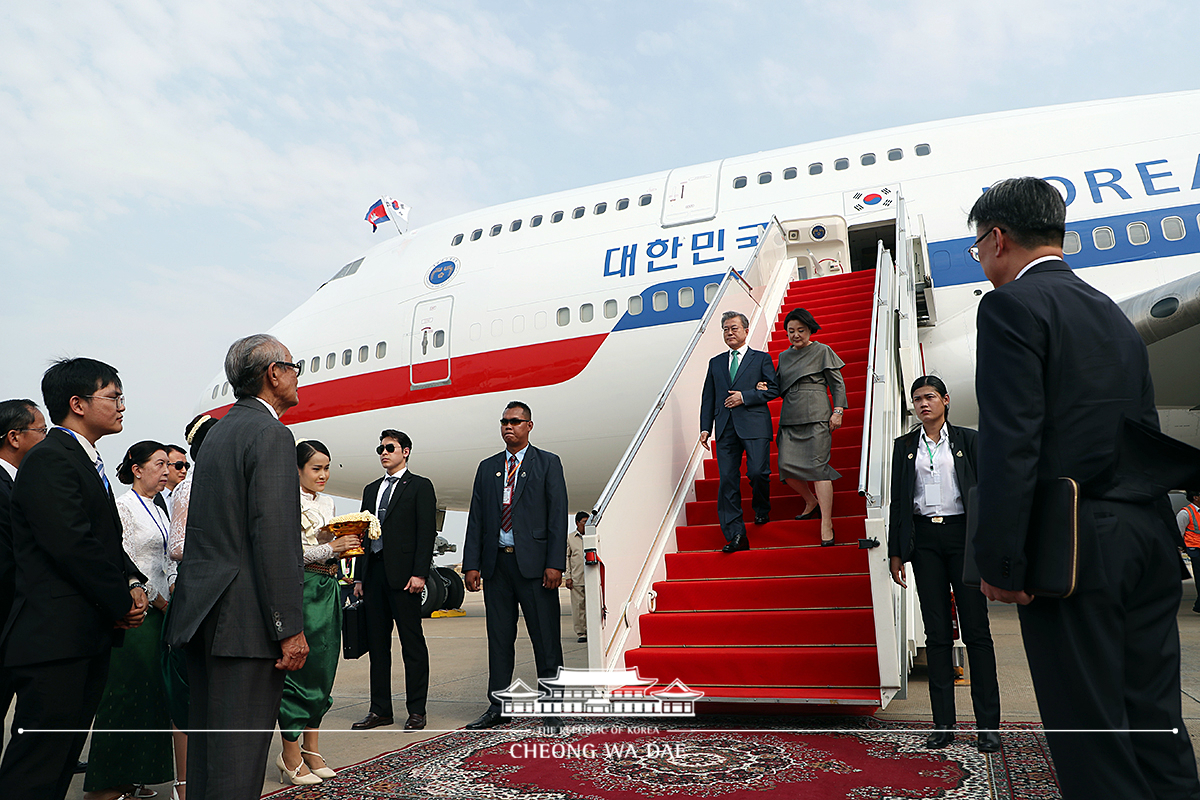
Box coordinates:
[84,442,175,800]
[275,439,361,785]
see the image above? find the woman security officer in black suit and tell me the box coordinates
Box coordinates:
[888,375,1001,754]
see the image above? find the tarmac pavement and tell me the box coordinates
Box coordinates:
[10,579,1200,798]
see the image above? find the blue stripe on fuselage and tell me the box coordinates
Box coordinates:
[930,202,1200,287]
[612,273,725,332]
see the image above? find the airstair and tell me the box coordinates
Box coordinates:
[584,206,926,710]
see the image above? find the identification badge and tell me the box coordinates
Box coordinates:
[925,481,942,507]
[503,486,513,504]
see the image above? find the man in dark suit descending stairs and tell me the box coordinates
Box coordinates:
[699,311,779,553]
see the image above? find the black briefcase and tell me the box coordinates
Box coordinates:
[342,596,369,659]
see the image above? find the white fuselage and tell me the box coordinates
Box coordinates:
[196,91,1200,510]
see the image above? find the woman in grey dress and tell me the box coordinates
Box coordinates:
[764,307,847,545]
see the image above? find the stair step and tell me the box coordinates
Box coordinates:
[676,517,867,551]
[664,543,868,579]
[639,608,876,646]
[652,574,873,611]
[685,492,866,525]
[692,470,860,502]
[700,443,862,479]
[624,645,881,687]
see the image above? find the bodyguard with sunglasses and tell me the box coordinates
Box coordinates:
[351,430,437,731]
[463,401,568,729]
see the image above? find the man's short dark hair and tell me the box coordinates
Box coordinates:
[224,334,288,399]
[505,401,532,420]
[164,444,186,458]
[967,177,1067,251]
[575,511,590,524]
[380,429,412,450]
[0,399,38,440]
[720,311,750,330]
[41,358,121,424]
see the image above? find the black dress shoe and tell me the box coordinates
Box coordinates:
[404,713,427,730]
[721,534,749,553]
[465,708,506,729]
[976,731,1002,753]
[352,712,394,730]
[753,515,769,525]
[924,726,954,749]
[577,635,587,643]
[795,507,820,521]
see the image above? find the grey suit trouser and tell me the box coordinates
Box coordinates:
[185,611,285,800]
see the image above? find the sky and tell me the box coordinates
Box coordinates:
[3,0,1198,524]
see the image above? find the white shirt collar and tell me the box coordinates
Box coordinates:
[1015,254,1062,282]
[920,422,948,447]
[729,343,749,359]
[0,458,16,482]
[55,426,99,462]
[385,467,408,481]
[506,445,530,464]
[254,396,280,419]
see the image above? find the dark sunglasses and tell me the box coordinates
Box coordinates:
[169,461,189,471]
[376,443,399,455]
[500,417,530,426]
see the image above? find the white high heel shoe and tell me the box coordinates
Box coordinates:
[276,753,322,786]
[300,748,337,779]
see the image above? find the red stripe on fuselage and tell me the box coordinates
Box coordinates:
[204,333,609,423]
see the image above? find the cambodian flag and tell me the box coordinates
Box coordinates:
[365,200,389,232]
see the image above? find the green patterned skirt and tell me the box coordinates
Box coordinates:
[278,569,342,740]
[84,605,174,790]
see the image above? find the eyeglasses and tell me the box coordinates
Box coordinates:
[18,427,48,435]
[500,417,531,426]
[376,443,400,455]
[169,461,189,471]
[273,360,302,373]
[968,227,999,262]
[82,394,126,407]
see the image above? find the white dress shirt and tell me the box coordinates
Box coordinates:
[912,423,965,516]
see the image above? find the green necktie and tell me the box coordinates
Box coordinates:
[729,350,740,382]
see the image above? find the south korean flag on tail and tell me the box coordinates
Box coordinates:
[844,185,900,220]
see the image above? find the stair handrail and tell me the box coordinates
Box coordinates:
[857,241,895,507]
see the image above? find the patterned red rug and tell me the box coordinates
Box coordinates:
[265,717,1060,799]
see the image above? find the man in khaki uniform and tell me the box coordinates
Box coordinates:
[565,511,588,643]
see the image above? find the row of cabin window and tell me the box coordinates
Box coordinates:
[1064,214,1195,254]
[451,194,654,246]
[469,284,722,340]
[209,341,390,399]
[732,144,932,187]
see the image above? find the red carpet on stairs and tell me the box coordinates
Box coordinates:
[624,269,881,710]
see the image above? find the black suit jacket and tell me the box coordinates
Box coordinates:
[0,467,15,646]
[700,348,779,441]
[166,398,304,657]
[463,445,568,580]
[2,429,144,667]
[359,471,437,588]
[888,422,978,562]
[973,260,1163,591]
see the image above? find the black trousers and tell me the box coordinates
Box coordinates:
[184,610,285,800]
[0,652,109,800]
[483,549,563,713]
[910,515,1000,730]
[713,432,771,540]
[364,552,429,717]
[1018,501,1200,800]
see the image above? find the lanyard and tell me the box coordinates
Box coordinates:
[922,436,942,472]
[134,491,169,555]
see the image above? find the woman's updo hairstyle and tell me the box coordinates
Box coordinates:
[296,439,331,470]
[784,307,821,333]
[117,440,167,485]
[184,414,219,461]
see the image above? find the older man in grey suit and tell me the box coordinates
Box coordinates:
[166,334,309,800]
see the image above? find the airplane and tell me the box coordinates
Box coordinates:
[195,89,1200,515]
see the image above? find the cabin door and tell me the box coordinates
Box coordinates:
[410,296,452,388]
[661,160,722,228]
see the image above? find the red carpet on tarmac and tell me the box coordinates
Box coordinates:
[264,717,1061,799]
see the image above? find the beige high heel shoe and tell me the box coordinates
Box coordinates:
[276,753,322,786]
[300,748,337,779]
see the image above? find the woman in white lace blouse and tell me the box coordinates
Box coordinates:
[275,439,361,786]
[84,442,175,800]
